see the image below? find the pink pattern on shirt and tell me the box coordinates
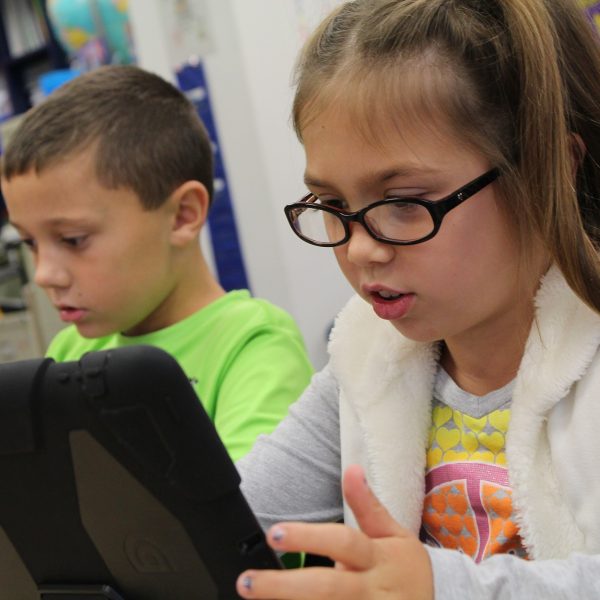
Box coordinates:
[423,462,525,562]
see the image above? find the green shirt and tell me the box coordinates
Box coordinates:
[47,290,313,461]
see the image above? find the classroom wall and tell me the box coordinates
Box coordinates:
[129,0,353,368]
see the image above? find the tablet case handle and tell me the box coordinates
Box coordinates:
[39,584,124,599]
[0,357,52,455]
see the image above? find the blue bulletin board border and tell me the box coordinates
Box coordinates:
[176,62,250,292]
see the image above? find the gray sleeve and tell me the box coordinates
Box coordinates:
[236,364,343,530]
[427,546,600,599]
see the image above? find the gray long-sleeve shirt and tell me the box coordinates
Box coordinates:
[237,364,600,599]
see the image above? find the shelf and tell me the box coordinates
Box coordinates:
[0,263,22,285]
[0,0,67,115]
[1,44,47,69]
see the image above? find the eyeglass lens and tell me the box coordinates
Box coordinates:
[290,201,436,244]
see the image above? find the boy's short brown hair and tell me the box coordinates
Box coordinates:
[2,65,214,209]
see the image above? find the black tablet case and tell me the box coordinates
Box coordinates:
[0,345,281,599]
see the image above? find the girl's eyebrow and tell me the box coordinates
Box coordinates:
[304,165,439,188]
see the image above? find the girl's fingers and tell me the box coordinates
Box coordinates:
[237,566,365,600]
[343,464,408,539]
[266,521,375,570]
[235,466,430,599]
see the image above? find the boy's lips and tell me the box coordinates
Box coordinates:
[56,305,88,323]
[364,285,416,320]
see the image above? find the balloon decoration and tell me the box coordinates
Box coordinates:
[46,0,134,69]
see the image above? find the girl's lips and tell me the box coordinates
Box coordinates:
[58,307,88,323]
[370,291,416,320]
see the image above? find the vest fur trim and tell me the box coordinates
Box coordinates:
[328,266,600,558]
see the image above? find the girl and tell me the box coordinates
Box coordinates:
[236,0,600,597]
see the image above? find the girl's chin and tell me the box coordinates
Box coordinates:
[388,318,441,344]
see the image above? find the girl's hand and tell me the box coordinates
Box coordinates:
[236,464,434,599]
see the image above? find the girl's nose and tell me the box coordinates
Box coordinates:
[345,222,395,266]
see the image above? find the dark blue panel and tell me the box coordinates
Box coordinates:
[177,62,249,291]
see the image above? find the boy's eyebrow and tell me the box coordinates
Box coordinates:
[11,217,94,228]
[303,165,439,188]
[26,217,90,227]
[7,220,27,233]
[46,217,95,227]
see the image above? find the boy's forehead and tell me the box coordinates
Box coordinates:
[3,150,143,226]
[5,143,99,186]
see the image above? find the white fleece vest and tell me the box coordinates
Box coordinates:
[328,266,600,559]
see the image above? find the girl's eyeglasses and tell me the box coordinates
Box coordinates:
[284,169,499,247]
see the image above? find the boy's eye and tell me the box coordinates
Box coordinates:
[21,238,37,251]
[61,236,87,248]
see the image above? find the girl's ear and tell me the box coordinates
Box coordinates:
[570,133,586,177]
[168,180,210,246]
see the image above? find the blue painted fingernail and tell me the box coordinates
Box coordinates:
[271,526,285,542]
[242,575,253,591]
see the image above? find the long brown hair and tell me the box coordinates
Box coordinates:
[293,0,600,313]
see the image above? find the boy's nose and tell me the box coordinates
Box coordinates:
[345,222,394,266]
[33,252,70,290]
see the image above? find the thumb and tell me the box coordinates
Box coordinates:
[343,464,409,539]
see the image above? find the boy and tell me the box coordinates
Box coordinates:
[1,65,313,461]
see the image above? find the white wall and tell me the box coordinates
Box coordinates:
[129,0,353,368]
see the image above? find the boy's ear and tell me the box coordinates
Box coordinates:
[168,180,210,246]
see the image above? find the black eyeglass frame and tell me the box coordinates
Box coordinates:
[284,168,500,247]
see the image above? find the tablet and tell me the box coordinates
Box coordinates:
[0,345,281,599]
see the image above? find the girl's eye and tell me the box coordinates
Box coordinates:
[386,188,428,199]
[318,197,347,210]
